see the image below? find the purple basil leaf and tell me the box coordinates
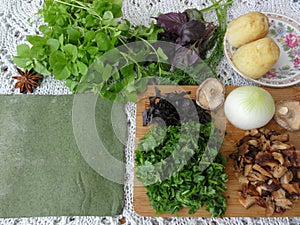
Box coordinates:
[178,20,205,44]
[172,45,200,69]
[155,12,188,35]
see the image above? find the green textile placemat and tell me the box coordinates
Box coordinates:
[0,94,126,218]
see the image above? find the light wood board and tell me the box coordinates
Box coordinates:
[134,85,300,218]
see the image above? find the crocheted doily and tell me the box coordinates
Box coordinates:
[0,0,300,224]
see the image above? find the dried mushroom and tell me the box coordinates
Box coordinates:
[142,87,211,127]
[274,100,300,131]
[195,78,225,111]
[230,128,300,216]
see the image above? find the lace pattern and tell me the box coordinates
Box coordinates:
[0,0,300,224]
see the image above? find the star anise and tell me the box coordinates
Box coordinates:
[12,68,43,93]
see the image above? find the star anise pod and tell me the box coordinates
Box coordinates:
[12,68,43,93]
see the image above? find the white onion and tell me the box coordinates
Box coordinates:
[224,86,275,130]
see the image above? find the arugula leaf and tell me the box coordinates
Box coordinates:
[27,35,47,46]
[49,51,67,68]
[67,27,82,44]
[34,60,51,75]
[95,31,111,51]
[16,44,31,56]
[46,39,60,53]
[62,44,78,62]
[77,61,88,75]
[53,63,71,80]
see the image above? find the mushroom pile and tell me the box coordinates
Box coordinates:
[230,128,300,216]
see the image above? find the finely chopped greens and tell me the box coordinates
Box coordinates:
[136,121,228,216]
[136,90,228,216]
[13,0,232,101]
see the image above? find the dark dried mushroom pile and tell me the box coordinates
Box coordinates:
[142,87,211,127]
[230,128,300,216]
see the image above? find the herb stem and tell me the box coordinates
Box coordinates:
[137,37,164,75]
[119,51,143,78]
[118,37,147,79]
[199,0,232,13]
[53,0,84,9]
[54,0,103,21]
[204,0,232,72]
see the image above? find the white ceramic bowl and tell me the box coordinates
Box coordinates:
[224,12,300,87]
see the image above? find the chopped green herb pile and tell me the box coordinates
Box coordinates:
[136,89,228,216]
[13,0,232,99]
[136,121,228,216]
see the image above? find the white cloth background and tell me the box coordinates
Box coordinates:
[0,0,300,224]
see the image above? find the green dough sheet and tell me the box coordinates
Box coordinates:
[0,94,126,218]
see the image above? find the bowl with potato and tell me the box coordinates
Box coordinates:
[224,12,300,87]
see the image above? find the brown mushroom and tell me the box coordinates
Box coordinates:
[232,129,300,216]
[248,184,260,196]
[256,185,268,196]
[255,152,278,169]
[262,140,272,151]
[263,161,280,170]
[271,165,288,179]
[282,150,300,167]
[237,142,251,156]
[265,181,281,192]
[274,198,293,210]
[195,78,225,111]
[272,152,285,165]
[270,133,289,142]
[255,198,267,208]
[274,100,300,131]
[237,174,249,184]
[239,194,258,209]
[244,164,253,177]
[265,197,275,216]
[248,139,259,148]
[241,182,249,198]
[244,156,254,164]
[271,141,293,150]
[282,183,300,194]
[272,188,286,199]
[247,170,267,182]
[280,171,293,185]
[253,164,273,178]
[245,129,260,137]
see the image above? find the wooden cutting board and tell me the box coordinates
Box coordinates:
[134,85,300,217]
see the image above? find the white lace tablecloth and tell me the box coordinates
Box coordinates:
[0,0,300,224]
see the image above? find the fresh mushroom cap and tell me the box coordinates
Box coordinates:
[274,100,300,131]
[195,78,225,110]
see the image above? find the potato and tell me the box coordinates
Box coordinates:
[226,12,269,48]
[232,37,280,79]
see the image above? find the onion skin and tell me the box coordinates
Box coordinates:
[224,86,275,130]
